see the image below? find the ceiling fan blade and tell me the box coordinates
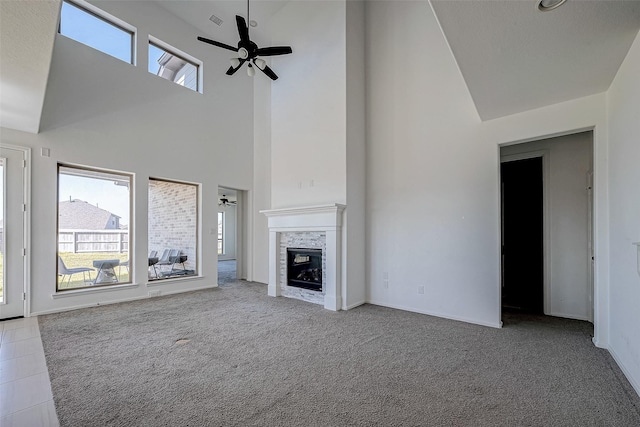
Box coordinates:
[258,64,279,81]
[236,15,250,45]
[197,37,238,52]
[256,46,292,57]
[226,59,247,76]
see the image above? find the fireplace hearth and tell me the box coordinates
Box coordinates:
[287,248,323,291]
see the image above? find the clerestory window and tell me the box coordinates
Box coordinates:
[59,0,136,64]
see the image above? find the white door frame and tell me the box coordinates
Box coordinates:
[0,143,31,318]
[217,186,250,281]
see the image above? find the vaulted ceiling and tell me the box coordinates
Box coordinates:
[431,0,640,120]
[1,0,639,133]
[0,0,60,134]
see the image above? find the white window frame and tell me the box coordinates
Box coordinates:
[56,163,133,292]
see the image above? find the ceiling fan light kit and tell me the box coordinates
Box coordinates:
[198,0,292,80]
[254,58,266,70]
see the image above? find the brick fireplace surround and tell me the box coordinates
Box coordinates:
[261,204,346,310]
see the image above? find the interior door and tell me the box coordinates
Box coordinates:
[0,146,27,319]
[501,157,544,314]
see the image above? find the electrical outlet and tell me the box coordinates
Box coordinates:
[149,290,161,297]
[383,280,389,289]
[417,286,425,295]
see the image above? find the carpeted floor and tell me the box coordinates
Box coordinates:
[39,281,640,427]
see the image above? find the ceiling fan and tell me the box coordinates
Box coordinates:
[197,0,292,80]
[219,195,237,207]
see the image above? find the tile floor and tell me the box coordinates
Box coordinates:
[0,317,59,427]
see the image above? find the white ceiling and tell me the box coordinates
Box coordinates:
[431,0,640,121]
[157,0,288,47]
[0,0,60,133]
[218,187,237,199]
[1,0,640,133]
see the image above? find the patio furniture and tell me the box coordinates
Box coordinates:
[157,249,178,276]
[93,259,120,284]
[169,251,188,275]
[156,249,188,277]
[58,256,94,286]
[148,250,159,279]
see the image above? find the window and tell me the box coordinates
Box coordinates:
[57,165,132,291]
[148,37,201,92]
[218,212,224,255]
[148,178,199,280]
[59,0,135,64]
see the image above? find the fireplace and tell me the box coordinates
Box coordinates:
[261,203,345,310]
[287,248,322,291]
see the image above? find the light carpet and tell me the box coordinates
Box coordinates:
[39,281,640,426]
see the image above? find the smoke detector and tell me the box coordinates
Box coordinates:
[537,0,567,12]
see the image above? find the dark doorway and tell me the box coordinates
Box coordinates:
[501,157,544,314]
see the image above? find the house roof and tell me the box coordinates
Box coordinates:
[58,199,120,230]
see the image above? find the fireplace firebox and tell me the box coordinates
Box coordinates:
[287,248,323,292]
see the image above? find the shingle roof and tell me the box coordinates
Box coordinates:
[58,199,120,230]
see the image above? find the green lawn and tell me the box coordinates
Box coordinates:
[59,252,129,290]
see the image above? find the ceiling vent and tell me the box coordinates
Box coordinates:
[209,14,223,26]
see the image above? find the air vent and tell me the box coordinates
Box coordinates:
[209,14,223,26]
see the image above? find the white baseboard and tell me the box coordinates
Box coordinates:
[31,285,219,317]
[344,300,366,310]
[608,346,640,398]
[367,299,502,329]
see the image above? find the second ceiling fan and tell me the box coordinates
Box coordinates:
[197,0,292,80]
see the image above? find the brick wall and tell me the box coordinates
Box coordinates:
[148,179,197,272]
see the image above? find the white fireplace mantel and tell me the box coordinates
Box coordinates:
[261,204,346,311]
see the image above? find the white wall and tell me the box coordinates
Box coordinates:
[501,132,593,321]
[267,0,365,309]
[270,1,347,209]
[344,0,367,308]
[218,205,236,261]
[365,1,610,331]
[0,0,254,315]
[366,1,499,326]
[606,31,640,395]
[251,67,272,284]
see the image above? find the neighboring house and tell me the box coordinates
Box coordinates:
[155,52,197,91]
[58,199,121,230]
